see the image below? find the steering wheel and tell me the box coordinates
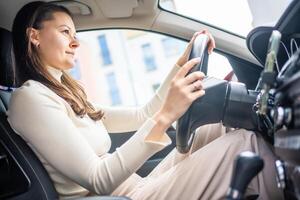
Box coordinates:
[176,34,210,153]
[175,35,260,154]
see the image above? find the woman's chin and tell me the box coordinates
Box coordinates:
[64,61,76,70]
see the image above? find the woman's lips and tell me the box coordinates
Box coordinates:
[66,51,75,56]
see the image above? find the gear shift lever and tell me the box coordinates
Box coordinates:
[226,151,264,200]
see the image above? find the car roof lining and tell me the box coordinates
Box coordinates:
[0,0,261,66]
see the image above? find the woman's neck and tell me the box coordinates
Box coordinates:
[47,66,63,83]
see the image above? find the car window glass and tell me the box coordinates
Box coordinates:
[160,0,292,37]
[207,52,233,79]
[73,29,233,106]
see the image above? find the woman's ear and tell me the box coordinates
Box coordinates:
[27,27,40,47]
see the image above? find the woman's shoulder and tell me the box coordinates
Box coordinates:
[12,80,49,98]
[7,80,68,134]
[10,80,64,107]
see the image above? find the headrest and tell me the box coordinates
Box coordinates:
[0,27,14,88]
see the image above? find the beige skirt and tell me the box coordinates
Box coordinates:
[112,123,284,200]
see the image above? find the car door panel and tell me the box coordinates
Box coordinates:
[109,127,176,177]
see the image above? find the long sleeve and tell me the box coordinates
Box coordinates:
[98,64,180,133]
[7,81,170,196]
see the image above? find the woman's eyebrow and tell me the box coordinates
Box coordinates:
[57,24,76,34]
[58,24,71,30]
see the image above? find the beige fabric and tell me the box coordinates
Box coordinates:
[112,125,283,200]
[7,64,179,198]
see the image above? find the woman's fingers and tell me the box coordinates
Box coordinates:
[188,79,203,92]
[184,71,205,84]
[175,57,201,78]
[176,30,215,67]
[161,58,206,123]
[190,88,206,99]
[176,32,199,67]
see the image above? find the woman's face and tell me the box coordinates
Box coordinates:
[30,12,79,70]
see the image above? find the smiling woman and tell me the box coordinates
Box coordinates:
[28,12,79,70]
[12,2,104,121]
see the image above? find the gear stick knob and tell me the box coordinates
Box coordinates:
[226,151,264,200]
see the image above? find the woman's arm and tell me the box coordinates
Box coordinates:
[99,31,216,133]
[7,85,171,195]
[98,63,180,133]
[7,53,206,195]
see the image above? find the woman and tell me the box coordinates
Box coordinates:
[7,1,281,200]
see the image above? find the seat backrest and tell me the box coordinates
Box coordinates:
[0,27,58,200]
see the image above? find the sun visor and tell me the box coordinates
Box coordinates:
[96,0,138,18]
[54,1,92,16]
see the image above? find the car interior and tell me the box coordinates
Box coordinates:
[0,0,300,199]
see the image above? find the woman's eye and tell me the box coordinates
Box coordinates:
[62,29,70,34]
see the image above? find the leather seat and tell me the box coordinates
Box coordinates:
[0,27,14,108]
[0,27,60,200]
[0,27,129,200]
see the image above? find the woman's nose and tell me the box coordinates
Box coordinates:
[70,38,80,49]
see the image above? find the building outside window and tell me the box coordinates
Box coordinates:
[161,37,185,57]
[152,83,160,92]
[76,29,232,107]
[98,35,112,66]
[141,43,157,71]
[105,72,122,105]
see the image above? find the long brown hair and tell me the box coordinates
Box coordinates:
[12,2,104,121]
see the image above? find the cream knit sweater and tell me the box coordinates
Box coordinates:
[7,64,180,199]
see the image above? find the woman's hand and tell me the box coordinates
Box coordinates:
[154,58,206,127]
[176,30,216,67]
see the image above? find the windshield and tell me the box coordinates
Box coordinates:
[160,0,292,37]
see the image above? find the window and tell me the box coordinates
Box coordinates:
[207,52,233,79]
[160,0,292,37]
[76,29,233,107]
[152,83,160,92]
[141,43,157,71]
[98,35,112,66]
[161,37,185,57]
[69,59,81,80]
[105,72,122,105]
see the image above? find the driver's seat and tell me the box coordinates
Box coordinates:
[0,27,59,200]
